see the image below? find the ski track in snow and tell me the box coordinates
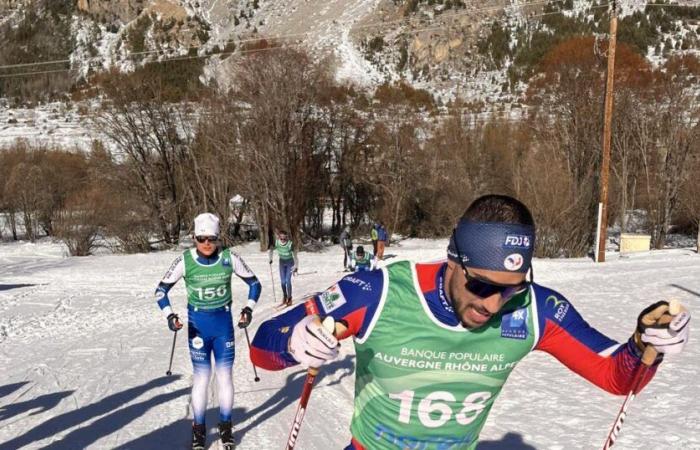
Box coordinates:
[0,239,698,449]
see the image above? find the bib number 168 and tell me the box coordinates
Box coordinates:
[388,390,492,428]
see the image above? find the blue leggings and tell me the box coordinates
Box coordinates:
[187,306,235,425]
[279,259,294,299]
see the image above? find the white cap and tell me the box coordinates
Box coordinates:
[194,213,220,237]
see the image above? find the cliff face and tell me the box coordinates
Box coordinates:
[76,0,146,23]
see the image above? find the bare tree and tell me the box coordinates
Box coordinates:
[95,76,197,245]
[637,57,700,248]
[226,46,333,248]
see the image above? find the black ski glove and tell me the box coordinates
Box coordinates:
[238,307,253,328]
[167,313,183,332]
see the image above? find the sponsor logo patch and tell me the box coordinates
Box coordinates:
[320,285,347,313]
[225,340,234,348]
[191,336,204,350]
[503,253,524,271]
[222,258,231,267]
[545,295,570,322]
[344,276,373,292]
[501,308,529,340]
[504,234,531,249]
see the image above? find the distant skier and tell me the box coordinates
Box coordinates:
[350,245,376,272]
[155,213,261,450]
[339,226,353,271]
[251,195,691,449]
[376,222,387,260]
[370,223,379,255]
[269,230,298,307]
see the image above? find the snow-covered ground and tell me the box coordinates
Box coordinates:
[0,102,99,151]
[0,238,698,449]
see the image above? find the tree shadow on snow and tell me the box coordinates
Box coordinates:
[114,355,356,449]
[0,283,35,291]
[476,432,537,449]
[112,406,244,450]
[0,389,73,422]
[0,376,182,450]
[0,381,29,400]
[231,354,355,445]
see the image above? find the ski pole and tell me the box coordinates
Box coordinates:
[166,329,178,376]
[602,299,680,449]
[243,327,261,382]
[285,299,345,450]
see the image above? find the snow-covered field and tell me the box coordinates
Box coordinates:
[0,239,698,449]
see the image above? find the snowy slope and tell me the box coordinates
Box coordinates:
[0,239,698,449]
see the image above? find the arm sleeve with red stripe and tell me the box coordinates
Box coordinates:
[250,269,385,370]
[533,285,659,395]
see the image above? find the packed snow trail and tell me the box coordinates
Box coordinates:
[0,240,698,449]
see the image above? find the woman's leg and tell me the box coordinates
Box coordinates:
[279,260,290,299]
[213,333,235,423]
[188,320,212,426]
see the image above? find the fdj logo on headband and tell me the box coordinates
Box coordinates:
[504,235,531,249]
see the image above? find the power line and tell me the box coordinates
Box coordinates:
[0,0,601,72]
[0,1,694,79]
[0,4,610,80]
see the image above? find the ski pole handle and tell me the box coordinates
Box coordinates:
[602,299,681,449]
[285,298,346,450]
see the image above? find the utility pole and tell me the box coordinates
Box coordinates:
[596,0,618,263]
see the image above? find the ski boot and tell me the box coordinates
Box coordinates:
[191,423,206,450]
[218,421,235,449]
[284,296,293,307]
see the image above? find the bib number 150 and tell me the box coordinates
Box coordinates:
[388,390,492,428]
[195,286,227,300]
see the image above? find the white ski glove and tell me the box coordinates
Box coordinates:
[635,301,690,355]
[289,315,339,368]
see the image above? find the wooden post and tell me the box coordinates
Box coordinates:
[596,1,618,263]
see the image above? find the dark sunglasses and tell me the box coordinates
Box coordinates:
[452,228,530,300]
[195,235,218,244]
[464,270,529,300]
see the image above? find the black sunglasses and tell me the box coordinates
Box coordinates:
[452,229,530,300]
[195,235,218,243]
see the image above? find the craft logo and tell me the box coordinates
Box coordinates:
[501,308,528,340]
[344,276,373,292]
[503,253,524,271]
[320,285,347,313]
[222,257,231,267]
[504,235,531,248]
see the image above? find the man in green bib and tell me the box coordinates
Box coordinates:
[251,195,691,449]
[269,230,298,307]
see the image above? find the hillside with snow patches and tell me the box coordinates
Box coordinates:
[0,237,699,449]
[0,1,698,149]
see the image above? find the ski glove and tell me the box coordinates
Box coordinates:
[167,313,183,332]
[238,307,253,328]
[635,301,690,355]
[289,315,339,368]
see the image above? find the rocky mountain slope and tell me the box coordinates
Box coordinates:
[0,0,698,105]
